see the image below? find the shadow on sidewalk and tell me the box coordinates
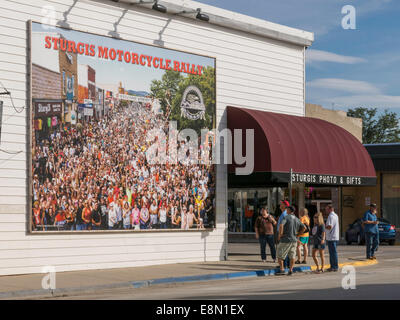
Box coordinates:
[183,283,400,300]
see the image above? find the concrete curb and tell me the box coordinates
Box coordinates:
[310,258,379,271]
[0,259,377,299]
[131,266,311,288]
[0,266,310,299]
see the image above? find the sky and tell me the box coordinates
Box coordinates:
[196,0,400,115]
[32,22,215,93]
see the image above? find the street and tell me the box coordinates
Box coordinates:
[47,244,400,300]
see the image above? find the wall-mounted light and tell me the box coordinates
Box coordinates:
[196,9,209,22]
[175,8,209,22]
[152,1,167,13]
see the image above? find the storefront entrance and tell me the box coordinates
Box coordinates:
[228,187,298,233]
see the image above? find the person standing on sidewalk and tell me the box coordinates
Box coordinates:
[276,200,290,269]
[362,203,379,260]
[276,206,306,276]
[311,212,326,273]
[296,208,310,264]
[255,207,277,262]
[325,205,339,272]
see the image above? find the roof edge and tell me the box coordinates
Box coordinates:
[103,0,314,47]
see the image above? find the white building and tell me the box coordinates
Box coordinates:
[0,0,317,276]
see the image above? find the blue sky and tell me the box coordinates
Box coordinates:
[32,22,215,92]
[197,0,400,115]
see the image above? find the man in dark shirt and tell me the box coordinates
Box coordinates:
[91,202,102,230]
[75,200,85,231]
[255,207,277,262]
[100,198,109,230]
[276,206,305,276]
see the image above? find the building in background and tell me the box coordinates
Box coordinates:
[77,64,95,120]
[2,0,377,276]
[59,35,78,124]
[306,103,362,142]
[31,31,62,142]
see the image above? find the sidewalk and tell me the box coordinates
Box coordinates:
[0,243,377,299]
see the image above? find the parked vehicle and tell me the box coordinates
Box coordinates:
[345,217,396,245]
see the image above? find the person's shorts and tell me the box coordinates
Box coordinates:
[299,237,309,244]
[277,242,297,260]
[313,243,326,250]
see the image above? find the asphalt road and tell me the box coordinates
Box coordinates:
[49,244,400,300]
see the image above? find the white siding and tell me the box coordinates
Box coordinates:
[0,0,306,276]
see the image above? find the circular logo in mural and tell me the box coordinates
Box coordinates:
[180,85,206,120]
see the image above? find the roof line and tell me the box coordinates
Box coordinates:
[99,0,314,47]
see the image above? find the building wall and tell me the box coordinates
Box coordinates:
[0,0,307,275]
[32,64,62,99]
[341,173,381,234]
[306,103,362,143]
[59,45,78,100]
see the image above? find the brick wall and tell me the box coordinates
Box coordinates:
[59,45,78,100]
[32,64,61,99]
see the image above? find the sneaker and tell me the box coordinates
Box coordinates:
[262,259,266,263]
[301,260,307,264]
[288,270,293,276]
[327,268,338,272]
[275,270,286,276]
[295,260,301,264]
[372,256,377,260]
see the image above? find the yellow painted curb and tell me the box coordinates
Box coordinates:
[310,259,378,271]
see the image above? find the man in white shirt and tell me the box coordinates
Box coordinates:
[325,205,340,271]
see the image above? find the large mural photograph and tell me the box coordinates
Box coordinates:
[30,22,216,232]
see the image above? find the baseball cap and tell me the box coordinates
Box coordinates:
[281,200,290,207]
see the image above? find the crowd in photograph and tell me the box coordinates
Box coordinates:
[32,100,215,231]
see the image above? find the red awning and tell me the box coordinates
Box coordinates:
[227,106,376,186]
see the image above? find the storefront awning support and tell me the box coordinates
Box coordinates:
[289,168,293,204]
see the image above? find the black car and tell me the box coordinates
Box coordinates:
[345,217,396,245]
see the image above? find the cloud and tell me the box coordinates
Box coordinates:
[307,78,400,109]
[307,78,379,94]
[196,0,393,36]
[320,95,400,109]
[306,49,367,64]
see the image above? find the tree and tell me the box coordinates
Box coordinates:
[150,70,183,115]
[150,67,216,134]
[170,66,216,134]
[347,107,400,144]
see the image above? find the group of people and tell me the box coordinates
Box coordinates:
[255,200,381,275]
[255,201,340,275]
[32,100,215,232]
